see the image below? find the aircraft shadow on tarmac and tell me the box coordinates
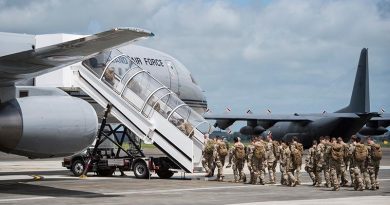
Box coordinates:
[0,182,116,198]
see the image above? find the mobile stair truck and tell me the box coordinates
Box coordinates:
[69,47,211,179]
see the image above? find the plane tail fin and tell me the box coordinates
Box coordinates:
[336,48,370,113]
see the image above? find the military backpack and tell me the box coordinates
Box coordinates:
[331,143,344,162]
[235,143,246,159]
[354,143,368,162]
[218,141,228,157]
[254,142,265,159]
[204,140,215,155]
[292,148,302,166]
[371,144,382,161]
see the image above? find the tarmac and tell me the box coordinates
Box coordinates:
[0,148,389,205]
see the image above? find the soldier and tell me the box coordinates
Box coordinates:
[366,137,382,190]
[323,136,332,187]
[227,137,246,183]
[265,133,277,184]
[337,137,349,187]
[246,137,256,184]
[252,137,266,185]
[329,137,343,191]
[305,140,317,185]
[286,142,298,187]
[348,135,358,187]
[214,136,229,181]
[202,135,216,177]
[291,137,303,185]
[314,136,325,187]
[352,137,368,191]
[279,141,289,185]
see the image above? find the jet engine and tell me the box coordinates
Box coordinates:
[358,126,388,136]
[0,96,98,158]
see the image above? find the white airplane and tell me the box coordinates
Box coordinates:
[0,28,207,159]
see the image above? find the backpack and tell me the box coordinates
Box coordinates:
[235,143,245,159]
[292,148,302,166]
[343,144,350,159]
[354,143,368,162]
[331,143,344,162]
[371,144,382,161]
[218,141,228,157]
[254,142,265,159]
[204,140,215,155]
[272,141,280,158]
[296,143,304,154]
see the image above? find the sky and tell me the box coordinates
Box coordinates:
[0,0,389,117]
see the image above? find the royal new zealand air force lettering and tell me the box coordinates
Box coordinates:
[110,55,164,67]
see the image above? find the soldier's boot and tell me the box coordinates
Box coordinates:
[292,180,298,187]
[333,186,340,191]
[242,173,247,183]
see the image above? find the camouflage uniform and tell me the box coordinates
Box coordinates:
[291,142,303,184]
[266,141,277,183]
[351,143,367,191]
[323,142,332,187]
[315,142,325,186]
[305,144,316,185]
[246,143,255,184]
[202,139,215,176]
[365,144,380,190]
[340,142,350,186]
[252,142,266,185]
[329,143,343,191]
[348,142,356,186]
[285,146,297,186]
[228,142,246,182]
[279,143,288,185]
[214,141,227,181]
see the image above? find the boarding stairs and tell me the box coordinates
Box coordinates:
[72,49,210,173]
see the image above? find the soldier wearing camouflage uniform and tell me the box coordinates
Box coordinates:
[305,140,317,185]
[286,142,298,187]
[329,137,343,191]
[202,135,215,177]
[348,135,357,187]
[252,137,266,185]
[351,137,367,191]
[279,141,289,185]
[323,136,332,187]
[337,137,349,186]
[291,137,303,185]
[227,137,246,183]
[314,136,325,187]
[366,137,382,190]
[266,134,277,184]
[214,136,228,181]
[246,137,256,184]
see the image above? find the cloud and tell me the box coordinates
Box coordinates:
[0,0,389,116]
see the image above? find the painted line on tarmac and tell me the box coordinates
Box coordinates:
[103,184,262,195]
[0,196,54,203]
[225,196,390,205]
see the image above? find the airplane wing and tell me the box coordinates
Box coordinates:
[0,27,154,86]
[204,112,364,130]
[368,113,390,127]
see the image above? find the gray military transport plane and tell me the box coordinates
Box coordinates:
[206,48,390,148]
[0,27,208,166]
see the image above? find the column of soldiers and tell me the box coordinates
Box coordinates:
[202,134,382,191]
[306,135,382,191]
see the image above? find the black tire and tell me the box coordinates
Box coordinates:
[156,170,174,179]
[133,161,149,179]
[71,159,85,177]
[97,168,115,177]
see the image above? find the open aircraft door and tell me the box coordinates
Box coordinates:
[165,60,180,96]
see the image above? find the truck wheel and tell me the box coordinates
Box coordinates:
[71,160,85,177]
[97,168,115,177]
[134,161,149,179]
[156,170,174,179]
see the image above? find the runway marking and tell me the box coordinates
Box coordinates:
[0,196,54,203]
[225,196,390,205]
[103,184,257,195]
